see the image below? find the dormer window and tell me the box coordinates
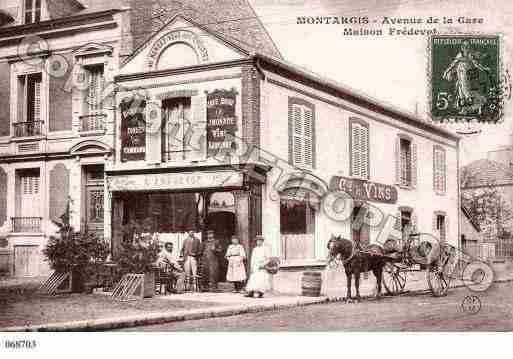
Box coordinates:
[24,0,42,24]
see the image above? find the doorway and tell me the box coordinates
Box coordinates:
[207,192,236,282]
[83,165,105,237]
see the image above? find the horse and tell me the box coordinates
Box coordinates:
[327,235,388,302]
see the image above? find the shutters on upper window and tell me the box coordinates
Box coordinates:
[86,65,104,115]
[290,103,315,169]
[395,136,417,188]
[433,146,446,193]
[350,120,369,179]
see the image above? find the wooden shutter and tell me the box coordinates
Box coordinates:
[394,137,401,184]
[303,107,313,168]
[33,79,41,122]
[146,100,161,164]
[292,104,303,166]
[187,94,207,161]
[411,142,417,188]
[351,122,369,179]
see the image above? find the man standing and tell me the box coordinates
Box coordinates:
[181,231,202,282]
[202,230,222,292]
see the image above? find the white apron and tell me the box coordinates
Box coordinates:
[245,245,272,292]
[225,244,247,282]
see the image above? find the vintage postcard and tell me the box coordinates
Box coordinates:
[0,0,512,357]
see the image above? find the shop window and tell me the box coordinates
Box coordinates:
[288,98,315,169]
[24,0,42,24]
[280,191,316,260]
[162,97,192,162]
[350,119,369,179]
[433,146,446,194]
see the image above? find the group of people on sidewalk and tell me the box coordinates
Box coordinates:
[155,231,273,298]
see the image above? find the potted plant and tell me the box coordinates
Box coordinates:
[116,220,160,298]
[43,204,109,293]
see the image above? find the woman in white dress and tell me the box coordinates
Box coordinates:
[225,236,247,293]
[244,235,271,298]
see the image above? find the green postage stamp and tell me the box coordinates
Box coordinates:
[430,35,503,123]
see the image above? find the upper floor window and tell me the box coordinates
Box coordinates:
[433,146,446,194]
[289,98,315,169]
[24,0,42,24]
[14,73,43,137]
[162,97,192,162]
[395,135,417,188]
[85,64,104,116]
[350,119,369,179]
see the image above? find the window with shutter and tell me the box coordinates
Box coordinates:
[433,146,446,193]
[162,97,192,162]
[290,102,315,169]
[24,0,42,24]
[350,120,369,179]
[16,73,43,137]
[85,65,104,116]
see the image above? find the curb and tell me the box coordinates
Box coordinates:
[2,278,511,332]
[0,296,329,332]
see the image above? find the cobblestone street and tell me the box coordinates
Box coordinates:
[121,282,513,331]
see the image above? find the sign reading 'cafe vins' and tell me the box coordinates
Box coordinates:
[329,176,398,204]
[120,97,146,161]
[206,89,238,157]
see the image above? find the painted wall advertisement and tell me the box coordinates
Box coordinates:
[329,176,398,204]
[206,89,238,157]
[120,97,146,161]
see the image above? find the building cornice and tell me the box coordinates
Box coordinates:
[115,58,253,83]
[0,9,122,44]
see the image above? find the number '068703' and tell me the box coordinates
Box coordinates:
[4,340,37,349]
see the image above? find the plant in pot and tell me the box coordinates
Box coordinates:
[116,219,160,298]
[43,204,109,293]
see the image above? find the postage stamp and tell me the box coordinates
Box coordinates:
[430,35,502,123]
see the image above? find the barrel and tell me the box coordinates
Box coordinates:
[301,271,322,297]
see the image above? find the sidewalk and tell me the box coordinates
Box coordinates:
[1,261,512,332]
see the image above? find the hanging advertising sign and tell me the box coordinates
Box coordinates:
[120,97,147,161]
[329,176,398,204]
[206,89,238,157]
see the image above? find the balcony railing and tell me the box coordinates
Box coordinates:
[13,121,43,138]
[79,114,106,132]
[11,217,42,233]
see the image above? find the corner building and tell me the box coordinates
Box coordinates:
[0,0,459,294]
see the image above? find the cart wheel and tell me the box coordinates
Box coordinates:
[383,263,406,295]
[426,265,450,297]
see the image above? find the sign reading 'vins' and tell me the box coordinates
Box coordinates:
[120,97,146,161]
[206,89,238,157]
[329,176,398,204]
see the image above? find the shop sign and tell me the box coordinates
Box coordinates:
[120,97,146,161]
[107,171,244,192]
[329,176,398,204]
[206,89,238,157]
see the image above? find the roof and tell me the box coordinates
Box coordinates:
[461,159,513,188]
[255,53,460,141]
[125,0,281,59]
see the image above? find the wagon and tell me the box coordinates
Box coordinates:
[381,233,458,297]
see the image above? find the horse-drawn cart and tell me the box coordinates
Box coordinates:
[328,232,460,299]
[382,233,459,297]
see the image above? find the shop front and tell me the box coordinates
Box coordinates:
[106,167,264,280]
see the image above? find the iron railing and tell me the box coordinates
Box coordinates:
[11,217,42,233]
[79,114,106,132]
[13,121,43,137]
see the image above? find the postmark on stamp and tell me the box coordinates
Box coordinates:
[430,35,503,123]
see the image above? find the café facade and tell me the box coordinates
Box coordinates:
[0,1,460,293]
[107,14,460,292]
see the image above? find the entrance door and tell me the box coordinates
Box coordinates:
[14,245,39,277]
[207,211,236,282]
[84,165,104,237]
[352,205,370,249]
